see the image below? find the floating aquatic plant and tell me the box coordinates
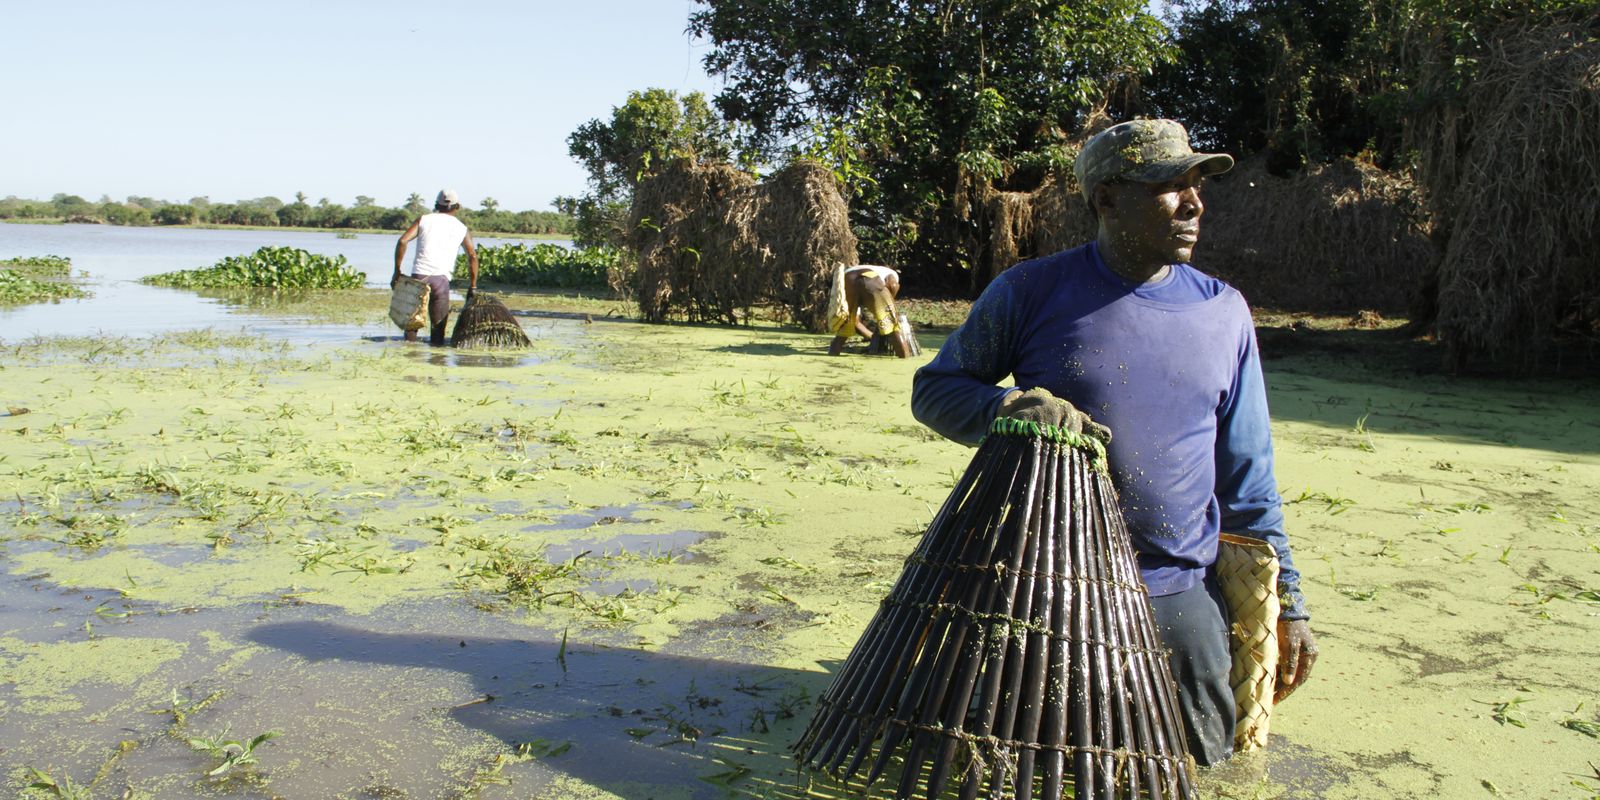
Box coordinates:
[142,246,363,290]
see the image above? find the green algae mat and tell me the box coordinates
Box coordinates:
[1,320,1597,799]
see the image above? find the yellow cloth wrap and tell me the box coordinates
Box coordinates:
[832,312,858,338]
[1216,533,1281,752]
[870,305,898,336]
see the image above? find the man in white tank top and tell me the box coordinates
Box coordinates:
[393,189,480,345]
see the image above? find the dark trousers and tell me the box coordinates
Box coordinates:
[416,274,452,344]
[1148,575,1235,766]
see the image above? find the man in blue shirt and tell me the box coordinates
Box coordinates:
[911,119,1317,765]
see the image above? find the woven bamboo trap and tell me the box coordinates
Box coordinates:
[450,292,530,349]
[796,418,1198,800]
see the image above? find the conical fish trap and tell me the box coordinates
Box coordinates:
[450,293,530,349]
[796,418,1197,800]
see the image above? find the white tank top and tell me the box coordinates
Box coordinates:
[846,265,898,282]
[411,213,468,277]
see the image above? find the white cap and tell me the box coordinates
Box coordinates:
[436,189,460,207]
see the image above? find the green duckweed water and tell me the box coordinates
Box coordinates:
[0,311,1596,799]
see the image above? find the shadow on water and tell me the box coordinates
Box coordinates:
[713,341,816,357]
[241,618,1348,800]
[1256,326,1600,455]
[246,620,849,799]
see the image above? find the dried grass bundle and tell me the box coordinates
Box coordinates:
[1426,22,1600,364]
[796,418,1197,800]
[627,159,859,332]
[1195,157,1432,312]
[968,145,1428,314]
[971,170,1097,293]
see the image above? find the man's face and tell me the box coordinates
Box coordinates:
[1097,166,1207,266]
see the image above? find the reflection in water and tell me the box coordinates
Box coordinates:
[366,336,547,368]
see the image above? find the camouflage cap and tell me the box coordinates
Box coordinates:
[1073,119,1234,201]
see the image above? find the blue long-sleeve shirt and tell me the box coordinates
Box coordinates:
[911,242,1309,619]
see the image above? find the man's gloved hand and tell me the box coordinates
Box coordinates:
[1275,619,1317,702]
[998,388,1111,443]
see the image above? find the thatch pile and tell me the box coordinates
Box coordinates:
[968,154,1429,312]
[971,171,1096,293]
[626,159,859,332]
[1417,21,1600,365]
[1192,156,1432,312]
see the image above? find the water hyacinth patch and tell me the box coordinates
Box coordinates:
[142,246,364,290]
[0,254,88,305]
[457,243,618,289]
[1,254,74,278]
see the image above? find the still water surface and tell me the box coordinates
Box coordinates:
[0,223,560,342]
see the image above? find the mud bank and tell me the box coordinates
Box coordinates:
[1,317,1596,798]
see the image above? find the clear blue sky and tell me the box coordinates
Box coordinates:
[0,1,720,211]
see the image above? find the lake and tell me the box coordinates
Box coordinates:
[0,223,563,342]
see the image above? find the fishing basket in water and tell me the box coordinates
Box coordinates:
[389,276,431,331]
[1215,533,1281,751]
[796,418,1197,800]
[865,313,921,358]
[450,292,531,349]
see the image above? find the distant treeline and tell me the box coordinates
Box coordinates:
[0,193,574,236]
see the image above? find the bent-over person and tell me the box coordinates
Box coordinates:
[829,265,911,358]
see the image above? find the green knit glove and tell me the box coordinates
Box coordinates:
[998,388,1112,444]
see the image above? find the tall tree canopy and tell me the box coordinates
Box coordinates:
[1146,0,1596,173]
[688,0,1173,286]
[558,89,734,248]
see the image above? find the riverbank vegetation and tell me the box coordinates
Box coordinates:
[557,0,1597,369]
[0,193,574,237]
[0,255,88,305]
[459,243,619,290]
[140,247,364,290]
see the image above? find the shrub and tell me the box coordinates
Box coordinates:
[153,204,199,225]
[458,243,617,289]
[142,246,364,290]
[101,203,152,226]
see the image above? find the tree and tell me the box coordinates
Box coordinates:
[100,202,152,226]
[404,193,425,215]
[565,88,734,247]
[354,195,376,208]
[481,197,499,213]
[688,0,1174,287]
[277,201,311,228]
[154,204,198,225]
[1145,0,1591,174]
